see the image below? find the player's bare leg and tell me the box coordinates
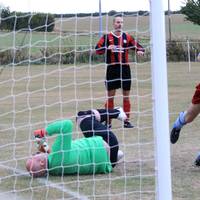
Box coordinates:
[185,103,200,123]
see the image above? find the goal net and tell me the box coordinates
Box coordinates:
[0,1,172,199]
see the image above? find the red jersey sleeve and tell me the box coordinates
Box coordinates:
[95,35,107,55]
[127,33,145,52]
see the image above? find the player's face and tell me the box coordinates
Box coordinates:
[26,153,48,177]
[113,17,123,32]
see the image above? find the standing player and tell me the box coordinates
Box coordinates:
[95,14,145,128]
[170,83,200,144]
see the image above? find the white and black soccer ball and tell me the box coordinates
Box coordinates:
[197,53,200,62]
[194,152,200,167]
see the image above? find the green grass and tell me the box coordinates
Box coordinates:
[0,13,200,200]
[0,61,200,199]
[173,23,200,33]
[0,61,153,200]
[171,23,200,39]
[0,14,200,52]
[0,31,99,55]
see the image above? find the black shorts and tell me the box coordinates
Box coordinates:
[105,64,131,91]
[80,116,119,167]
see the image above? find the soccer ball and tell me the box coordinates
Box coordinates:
[197,53,200,62]
[194,152,200,167]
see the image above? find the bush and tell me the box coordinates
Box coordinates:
[0,40,200,65]
[40,47,104,65]
[0,9,55,32]
[29,13,55,32]
[0,48,29,65]
[167,40,200,62]
[167,40,187,61]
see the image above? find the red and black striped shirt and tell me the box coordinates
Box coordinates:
[95,32,144,65]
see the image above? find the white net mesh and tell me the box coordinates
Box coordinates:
[0,8,165,200]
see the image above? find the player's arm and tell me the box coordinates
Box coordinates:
[34,120,73,153]
[46,120,73,152]
[127,34,145,55]
[95,35,107,55]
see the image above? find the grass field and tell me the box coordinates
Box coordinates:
[0,13,200,200]
[0,14,200,52]
[0,61,200,199]
[55,14,200,40]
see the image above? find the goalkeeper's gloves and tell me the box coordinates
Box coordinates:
[34,129,47,138]
[34,129,50,153]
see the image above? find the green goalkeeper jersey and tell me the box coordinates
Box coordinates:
[45,120,112,175]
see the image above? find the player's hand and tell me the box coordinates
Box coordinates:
[34,129,50,153]
[136,50,144,56]
[35,137,51,154]
[89,48,96,54]
[107,45,116,51]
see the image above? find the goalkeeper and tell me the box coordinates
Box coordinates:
[171,83,200,144]
[26,107,127,177]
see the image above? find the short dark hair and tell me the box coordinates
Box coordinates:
[113,14,123,22]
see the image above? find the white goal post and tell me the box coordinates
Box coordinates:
[150,0,172,199]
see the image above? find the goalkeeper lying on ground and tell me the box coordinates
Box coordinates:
[26,107,127,177]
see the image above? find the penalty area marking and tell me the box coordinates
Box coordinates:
[0,164,89,200]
